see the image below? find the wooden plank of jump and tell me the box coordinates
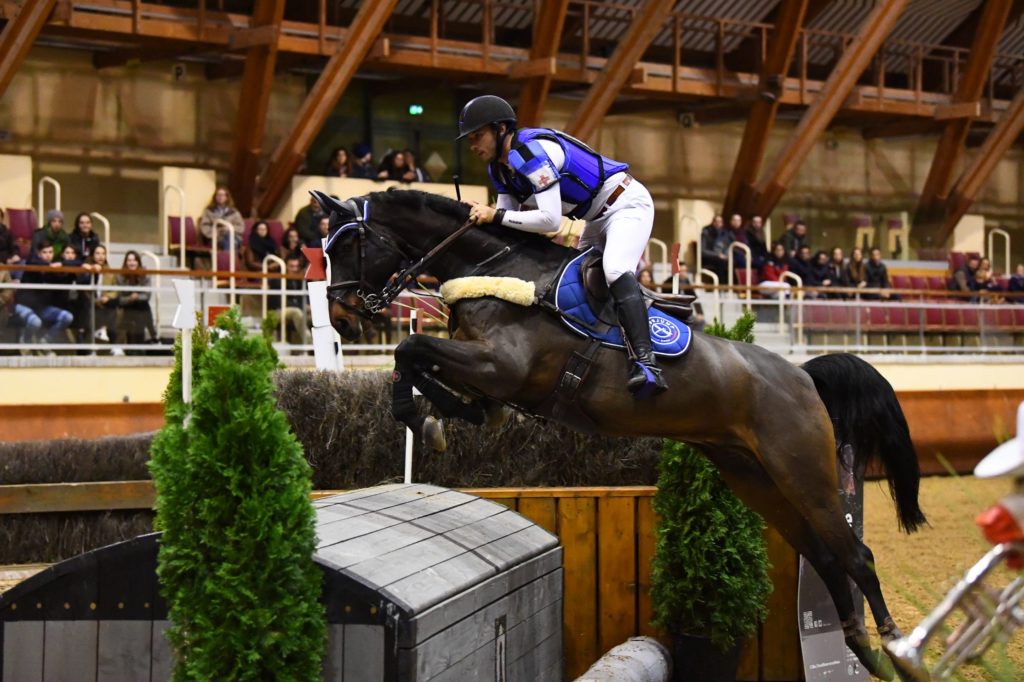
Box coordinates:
[762,526,801,680]
[517,497,557,535]
[597,496,637,656]
[558,496,598,679]
[635,497,662,641]
[0,481,156,514]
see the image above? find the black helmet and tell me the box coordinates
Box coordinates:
[456,95,517,140]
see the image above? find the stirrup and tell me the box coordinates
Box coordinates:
[627,361,668,399]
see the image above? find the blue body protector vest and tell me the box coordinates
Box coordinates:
[487,128,629,220]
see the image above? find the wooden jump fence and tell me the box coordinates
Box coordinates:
[0,482,801,681]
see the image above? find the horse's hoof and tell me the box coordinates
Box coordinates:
[483,402,511,430]
[421,416,446,452]
[878,617,903,644]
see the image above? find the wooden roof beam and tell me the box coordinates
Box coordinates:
[0,0,58,101]
[723,0,809,218]
[256,0,399,217]
[228,0,286,216]
[564,0,676,144]
[940,89,1024,242]
[515,0,570,128]
[752,0,909,218]
[914,0,1014,225]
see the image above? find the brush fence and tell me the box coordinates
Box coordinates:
[0,483,563,682]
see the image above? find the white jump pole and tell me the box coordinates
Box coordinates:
[404,308,419,484]
[171,279,197,408]
[307,280,339,371]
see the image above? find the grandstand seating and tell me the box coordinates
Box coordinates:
[6,208,37,257]
[167,216,209,260]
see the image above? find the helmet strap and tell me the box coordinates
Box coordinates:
[493,122,514,162]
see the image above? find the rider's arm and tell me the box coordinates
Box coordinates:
[496,187,561,234]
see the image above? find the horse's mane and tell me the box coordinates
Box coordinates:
[369,188,469,223]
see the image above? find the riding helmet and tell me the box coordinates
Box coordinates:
[456,95,517,140]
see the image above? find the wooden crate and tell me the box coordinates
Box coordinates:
[0,484,564,682]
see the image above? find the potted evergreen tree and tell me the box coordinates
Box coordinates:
[650,313,772,681]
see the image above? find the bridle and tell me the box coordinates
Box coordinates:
[324,198,476,319]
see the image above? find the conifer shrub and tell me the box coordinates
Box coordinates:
[650,312,772,651]
[149,310,325,681]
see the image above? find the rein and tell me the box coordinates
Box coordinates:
[325,197,476,317]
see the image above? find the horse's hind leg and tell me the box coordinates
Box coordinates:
[705,447,897,681]
[753,425,905,647]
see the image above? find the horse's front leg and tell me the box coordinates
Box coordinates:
[391,333,516,449]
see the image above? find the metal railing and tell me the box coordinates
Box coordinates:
[36,177,60,228]
[162,184,187,267]
[89,212,112,251]
[988,228,1011,276]
[209,219,237,305]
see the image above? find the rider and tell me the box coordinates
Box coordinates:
[457,95,668,396]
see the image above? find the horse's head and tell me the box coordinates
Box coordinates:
[312,191,410,340]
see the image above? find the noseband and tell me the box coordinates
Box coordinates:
[324,198,475,319]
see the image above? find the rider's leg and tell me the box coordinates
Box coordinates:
[600,188,667,396]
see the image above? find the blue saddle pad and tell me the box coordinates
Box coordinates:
[554,249,691,357]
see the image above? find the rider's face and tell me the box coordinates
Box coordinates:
[467,126,498,163]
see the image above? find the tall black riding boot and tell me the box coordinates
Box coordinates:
[609,273,669,398]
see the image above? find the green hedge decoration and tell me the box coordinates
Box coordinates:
[149,309,325,681]
[650,312,773,651]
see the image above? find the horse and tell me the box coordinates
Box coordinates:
[314,188,926,681]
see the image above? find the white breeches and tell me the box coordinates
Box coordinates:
[577,179,655,284]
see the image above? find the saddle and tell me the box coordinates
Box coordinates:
[580,253,696,326]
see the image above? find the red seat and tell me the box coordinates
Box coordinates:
[924,306,945,331]
[6,208,37,257]
[1014,308,1024,329]
[910,276,928,292]
[891,275,912,290]
[926,276,947,291]
[998,308,1016,329]
[942,306,962,330]
[960,307,979,331]
[888,306,910,331]
[168,216,209,254]
[829,305,853,329]
[804,303,830,330]
[864,306,888,330]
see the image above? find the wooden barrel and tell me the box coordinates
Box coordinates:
[0,483,564,682]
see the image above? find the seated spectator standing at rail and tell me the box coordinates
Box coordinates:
[31,210,68,258]
[811,250,833,291]
[267,254,310,347]
[746,215,768,270]
[827,246,850,298]
[68,213,100,261]
[0,208,20,265]
[55,244,97,344]
[1009,264,1024,302]
[864,247,895,300]
[951,254,980,295]
[310,216,330,248]
[759,242,791,299]
[243,220,279,272]
[350,143,376,179]
[88,244,118,345]
[847,246,867,289]
[700,214,732,283]
[726,213,749,270]
[116,250,158,350]
[199,187,244,252]
[324,147,351,177]
[404,149,432,182]
[781,219,808,259]
[790,245,822,297]
[14,240,74,349]
[294,195,324,246]
[280,227,304,262]
[377,151,412,182]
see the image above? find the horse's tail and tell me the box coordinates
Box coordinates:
[801,353,927,534]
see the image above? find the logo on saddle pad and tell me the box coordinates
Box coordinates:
[649,315,681,345]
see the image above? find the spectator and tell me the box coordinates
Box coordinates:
[789,245,820,294]
[975,257,1000,295]
[746,215,768,269]
[68,213,100,261]
[324,147,352,177]
[199,187,245,252]
[847,247,867,288]
[14,241,74,349]
[951,254,980,294]
[351,143,375,179]
[310,216,330,247]
[638,268,656,291]
[864,247,894,299]
[377,151,412,182]
[55,243,95,343]
[781,220,808,259]
[280,227,304,262]
[243,220,279,272]
[404,149,432,183]
[88,244,119,345]
[0,267,12,334]
[31,209,68,258]
[676,263,705,330]
[759,242,791,299]
[1008,263,1024,302]
[115,250,158,348]
[293,195,324,246]
[268,255,310,346]
[0,208,20,265]
[811,250,833,289]
[826,246,850,297]
[700,214,732,282]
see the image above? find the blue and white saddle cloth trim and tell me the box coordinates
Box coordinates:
[554,249,691,357]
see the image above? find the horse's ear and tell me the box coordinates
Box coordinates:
[310,190,351,218]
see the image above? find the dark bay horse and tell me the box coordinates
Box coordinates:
[316,189,926,680]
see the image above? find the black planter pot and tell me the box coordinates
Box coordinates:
[671,634,742,682]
